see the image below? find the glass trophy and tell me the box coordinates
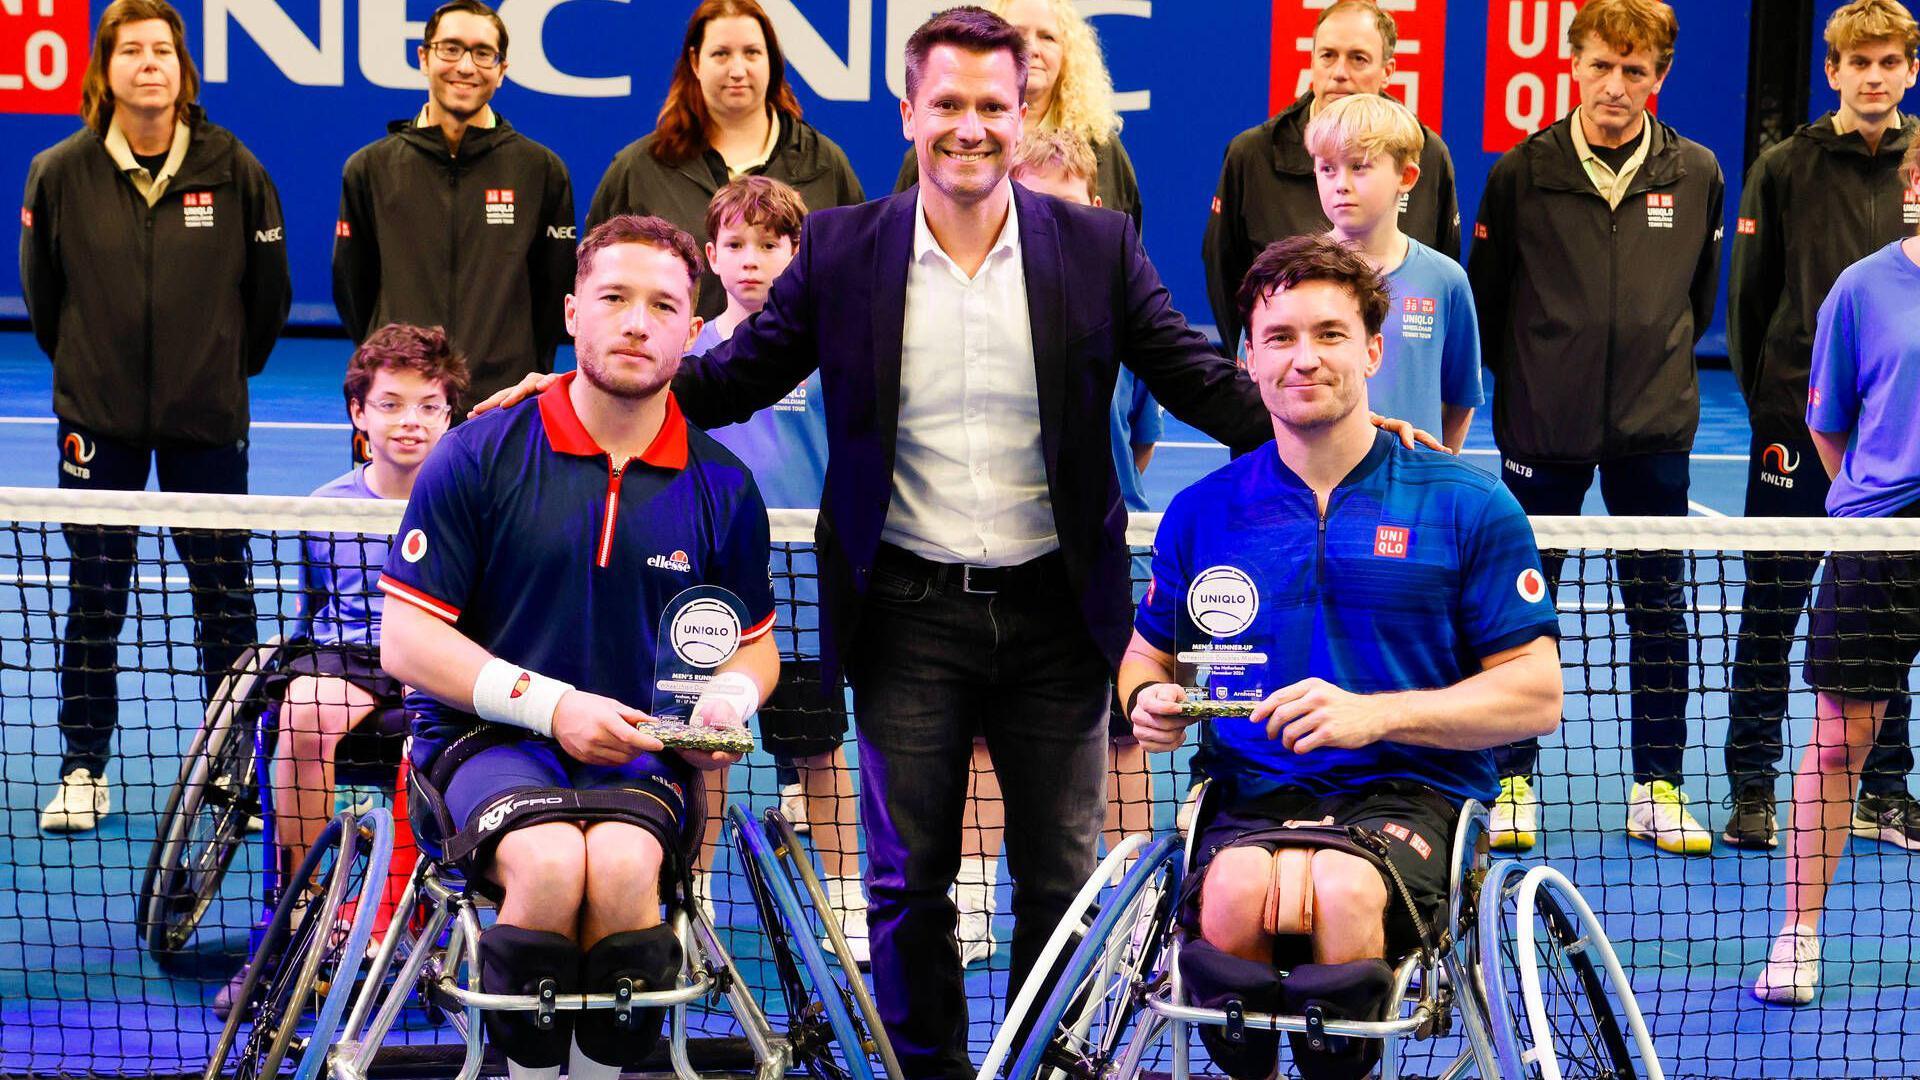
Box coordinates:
[1174,564,1267,718]
[652,585,751,721]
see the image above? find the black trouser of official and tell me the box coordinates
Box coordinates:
[1725,431,1912,795]
[845,545,1110,1079]
[1495,451,1691,786]
[55,421,256,776]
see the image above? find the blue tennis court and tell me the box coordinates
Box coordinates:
[1,330,1915,1078]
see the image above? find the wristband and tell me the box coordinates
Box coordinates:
[1124,681,1177,723]
[472,657,574,738]
[692,670,762,727]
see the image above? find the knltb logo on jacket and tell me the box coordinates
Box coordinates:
[484,189,516,226]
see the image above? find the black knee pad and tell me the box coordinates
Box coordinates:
[477,924,581,1068]
[1277,958,1395,1080]
[1179,938,1283,1080]
[572,925,683,1069]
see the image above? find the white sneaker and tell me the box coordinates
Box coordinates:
[1626,781,1712,855]
[41,769,110,833]
[779,782,810,835]
[1489,775,1539,852]
[956,907,995,967]
[1752,927,1819,1006]
[830,906,872,967]
[690,869,718,928]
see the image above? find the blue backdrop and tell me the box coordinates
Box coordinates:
[3,1,1766,351]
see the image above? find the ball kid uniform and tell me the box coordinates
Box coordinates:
[1136,431,1559,951]
[379,372,775,851]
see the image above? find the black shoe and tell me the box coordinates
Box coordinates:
[1853,789,1920,851]
[1722,785,1778,850]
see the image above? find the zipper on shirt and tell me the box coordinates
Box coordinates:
[1315,490,1349,585]
[143,207,156,439]
[597,456,632,568]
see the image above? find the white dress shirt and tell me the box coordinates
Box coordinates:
[881,192,1058,566]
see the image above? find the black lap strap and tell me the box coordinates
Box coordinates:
[444,783,690,875]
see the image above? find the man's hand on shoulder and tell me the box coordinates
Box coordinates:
[468,371,562,419]
[1254,677,1390,753]
[551,690,666,764]
[1370,413,1452,455]
[1130,682,1193,753]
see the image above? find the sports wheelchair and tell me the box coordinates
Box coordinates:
[202,748,899,1080]
[998,784,1665,1080]
[139,635,410,961]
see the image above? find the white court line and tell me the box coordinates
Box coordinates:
[0,416,352,431]
[1152,439,1747,463]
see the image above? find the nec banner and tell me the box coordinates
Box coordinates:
[3,1,1752,348]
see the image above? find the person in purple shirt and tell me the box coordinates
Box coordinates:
[204,323,469,1017]
[1757,139,1920,1006]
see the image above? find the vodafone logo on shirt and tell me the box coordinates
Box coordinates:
[0,2,88,116]
[1516,568,1548,604]
[401,529,428,563]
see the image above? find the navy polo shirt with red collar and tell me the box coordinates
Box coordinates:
[381,372,776,775]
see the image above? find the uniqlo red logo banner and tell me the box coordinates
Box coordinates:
[1270,0,1448,131]
[0,1,89,115]
[1374,525,1410,558]
[1483,0,1656,152]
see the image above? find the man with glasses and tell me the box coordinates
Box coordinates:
[332,0,575,455]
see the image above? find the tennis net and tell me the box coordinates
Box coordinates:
[0,487,1916,1079]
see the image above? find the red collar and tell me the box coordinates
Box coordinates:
[537,371,689,470]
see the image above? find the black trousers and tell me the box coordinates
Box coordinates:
[55,422,256,775]
[1495,452,1692,785]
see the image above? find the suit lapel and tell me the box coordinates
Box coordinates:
[870,191,914,454]
[1016,185,1067,483]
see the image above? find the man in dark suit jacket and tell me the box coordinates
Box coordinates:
[675,10,1268,1076]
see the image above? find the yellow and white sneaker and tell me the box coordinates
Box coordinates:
[1627,781,1712,855]
[1489,775,1539,852]
[41,769,110,833]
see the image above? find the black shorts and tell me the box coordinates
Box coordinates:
[1805,545,1920,703]
[269,643,407,773]
[760,659,849,760]
[1186,782,1458,961]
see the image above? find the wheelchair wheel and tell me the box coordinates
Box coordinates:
[203,808,393,1080]
[140,642,277,957]
[727,803,896,1080]
[1479,861,1664,1080]
[1004,834,1183,1080]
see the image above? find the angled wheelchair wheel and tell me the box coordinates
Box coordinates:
[1003,834,1183,1080]
[140,642,278,957]
[203,808,392,1080]
[727,803,897,1080]
[1479,861,1664,1080]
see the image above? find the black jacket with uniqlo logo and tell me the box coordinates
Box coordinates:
[1728,113,1918,440]
[332,115,575,404]
[1468,113,1725,464]
[20,110,290,446]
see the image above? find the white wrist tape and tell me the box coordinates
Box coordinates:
[692,670,761,726]
[471,657,573,739]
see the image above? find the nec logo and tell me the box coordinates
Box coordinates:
[547,225,577,240]
[0,1,87,116]
[254,226,284,243]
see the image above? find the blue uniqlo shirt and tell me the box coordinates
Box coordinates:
[303,465,390,648]
[1807,241,1920,519]
[691,320,827,658]
[1135,431,1560,805]
[1374,238,1483,440]
[381,373,777,774]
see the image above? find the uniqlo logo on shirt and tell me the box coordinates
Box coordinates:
[1374,525,1410,559]
[1474,222,1489,240]
[336,219,351,238]
[1646,192,1675,229]
[1399,299,1436,341]
[1736,217,1757,235]
[182,191,214,228]
[485,188,516,226]
[1904,189,1919,226]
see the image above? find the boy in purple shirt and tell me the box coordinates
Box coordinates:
[1757,139,1920,1006]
